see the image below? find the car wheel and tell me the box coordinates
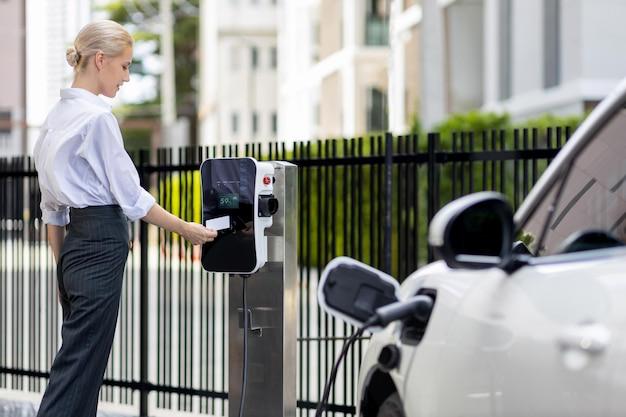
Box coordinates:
[376,392,405,417]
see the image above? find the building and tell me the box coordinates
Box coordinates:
[421,0,626,129]
[0,0,26,157]
[200,0,626,142]
[278,0,391,141]
[198,0,279,148]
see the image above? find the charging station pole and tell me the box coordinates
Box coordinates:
[228,162,298,417]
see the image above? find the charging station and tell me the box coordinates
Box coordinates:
[200,158,298,417]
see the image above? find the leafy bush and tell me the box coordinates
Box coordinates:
[410,110,586,146]
[514,113,584,132]
[433,111,511,148]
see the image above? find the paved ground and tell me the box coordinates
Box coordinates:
[0,398,133,417]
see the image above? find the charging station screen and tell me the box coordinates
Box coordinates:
[218,193,239,209]
[201,159,256,273]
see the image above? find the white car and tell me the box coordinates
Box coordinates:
[318,77,626,417]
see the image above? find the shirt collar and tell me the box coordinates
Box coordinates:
[60,88,112,111]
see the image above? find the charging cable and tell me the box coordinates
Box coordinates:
[314,295,433,417]
[239,275,250,417]
[314,321,373,417]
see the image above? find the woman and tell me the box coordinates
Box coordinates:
[33,20,216,417]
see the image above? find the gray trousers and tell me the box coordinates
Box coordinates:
[37,206,129,417]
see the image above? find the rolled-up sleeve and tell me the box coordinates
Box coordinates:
[40,191,70,226]
[35,129,70,226]
[79,112,155,221]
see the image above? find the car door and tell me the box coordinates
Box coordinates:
[442,249,626,417]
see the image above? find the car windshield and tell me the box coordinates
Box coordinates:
[520,109,626,255]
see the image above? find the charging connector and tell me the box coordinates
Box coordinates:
[370,295,433,327]
[315,296,434,416]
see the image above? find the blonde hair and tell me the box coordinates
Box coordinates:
[66,20,133,72]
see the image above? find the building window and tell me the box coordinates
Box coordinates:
[271,112,277,134]
[366,87,387,132]
[544,0,561,89]
[312,20,320,62]
[231,112,239,134]
[251,46,259,69]
[365,0,389,46]
[499,0,512,100]
[231,45,240,71]
[252,112,259,134]
[0,111,11,135]
[270,47,277,69]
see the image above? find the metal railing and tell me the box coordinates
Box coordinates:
[0,128,569,416]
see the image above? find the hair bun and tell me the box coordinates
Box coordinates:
[66,46,81,68]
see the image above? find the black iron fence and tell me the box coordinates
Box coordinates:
[0,128,568,416]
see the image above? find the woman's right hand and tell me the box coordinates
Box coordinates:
[181,222,217,245]
[143,204,218,245]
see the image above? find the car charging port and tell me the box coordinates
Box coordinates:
[377,344,401,372]
[401,288,436,345]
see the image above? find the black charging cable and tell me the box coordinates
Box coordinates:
[314,295,433,417]
[239,274,250,417]
[314,317,376,417]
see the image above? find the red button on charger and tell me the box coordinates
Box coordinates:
[263,176,271,185]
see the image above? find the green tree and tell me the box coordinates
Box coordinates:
[100,1,200,145]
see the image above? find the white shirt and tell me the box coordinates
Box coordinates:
[34,88,156,226]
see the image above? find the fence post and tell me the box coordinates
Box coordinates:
[138,150,149,417]
[427,133,440,263]
[383,132,393,274]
